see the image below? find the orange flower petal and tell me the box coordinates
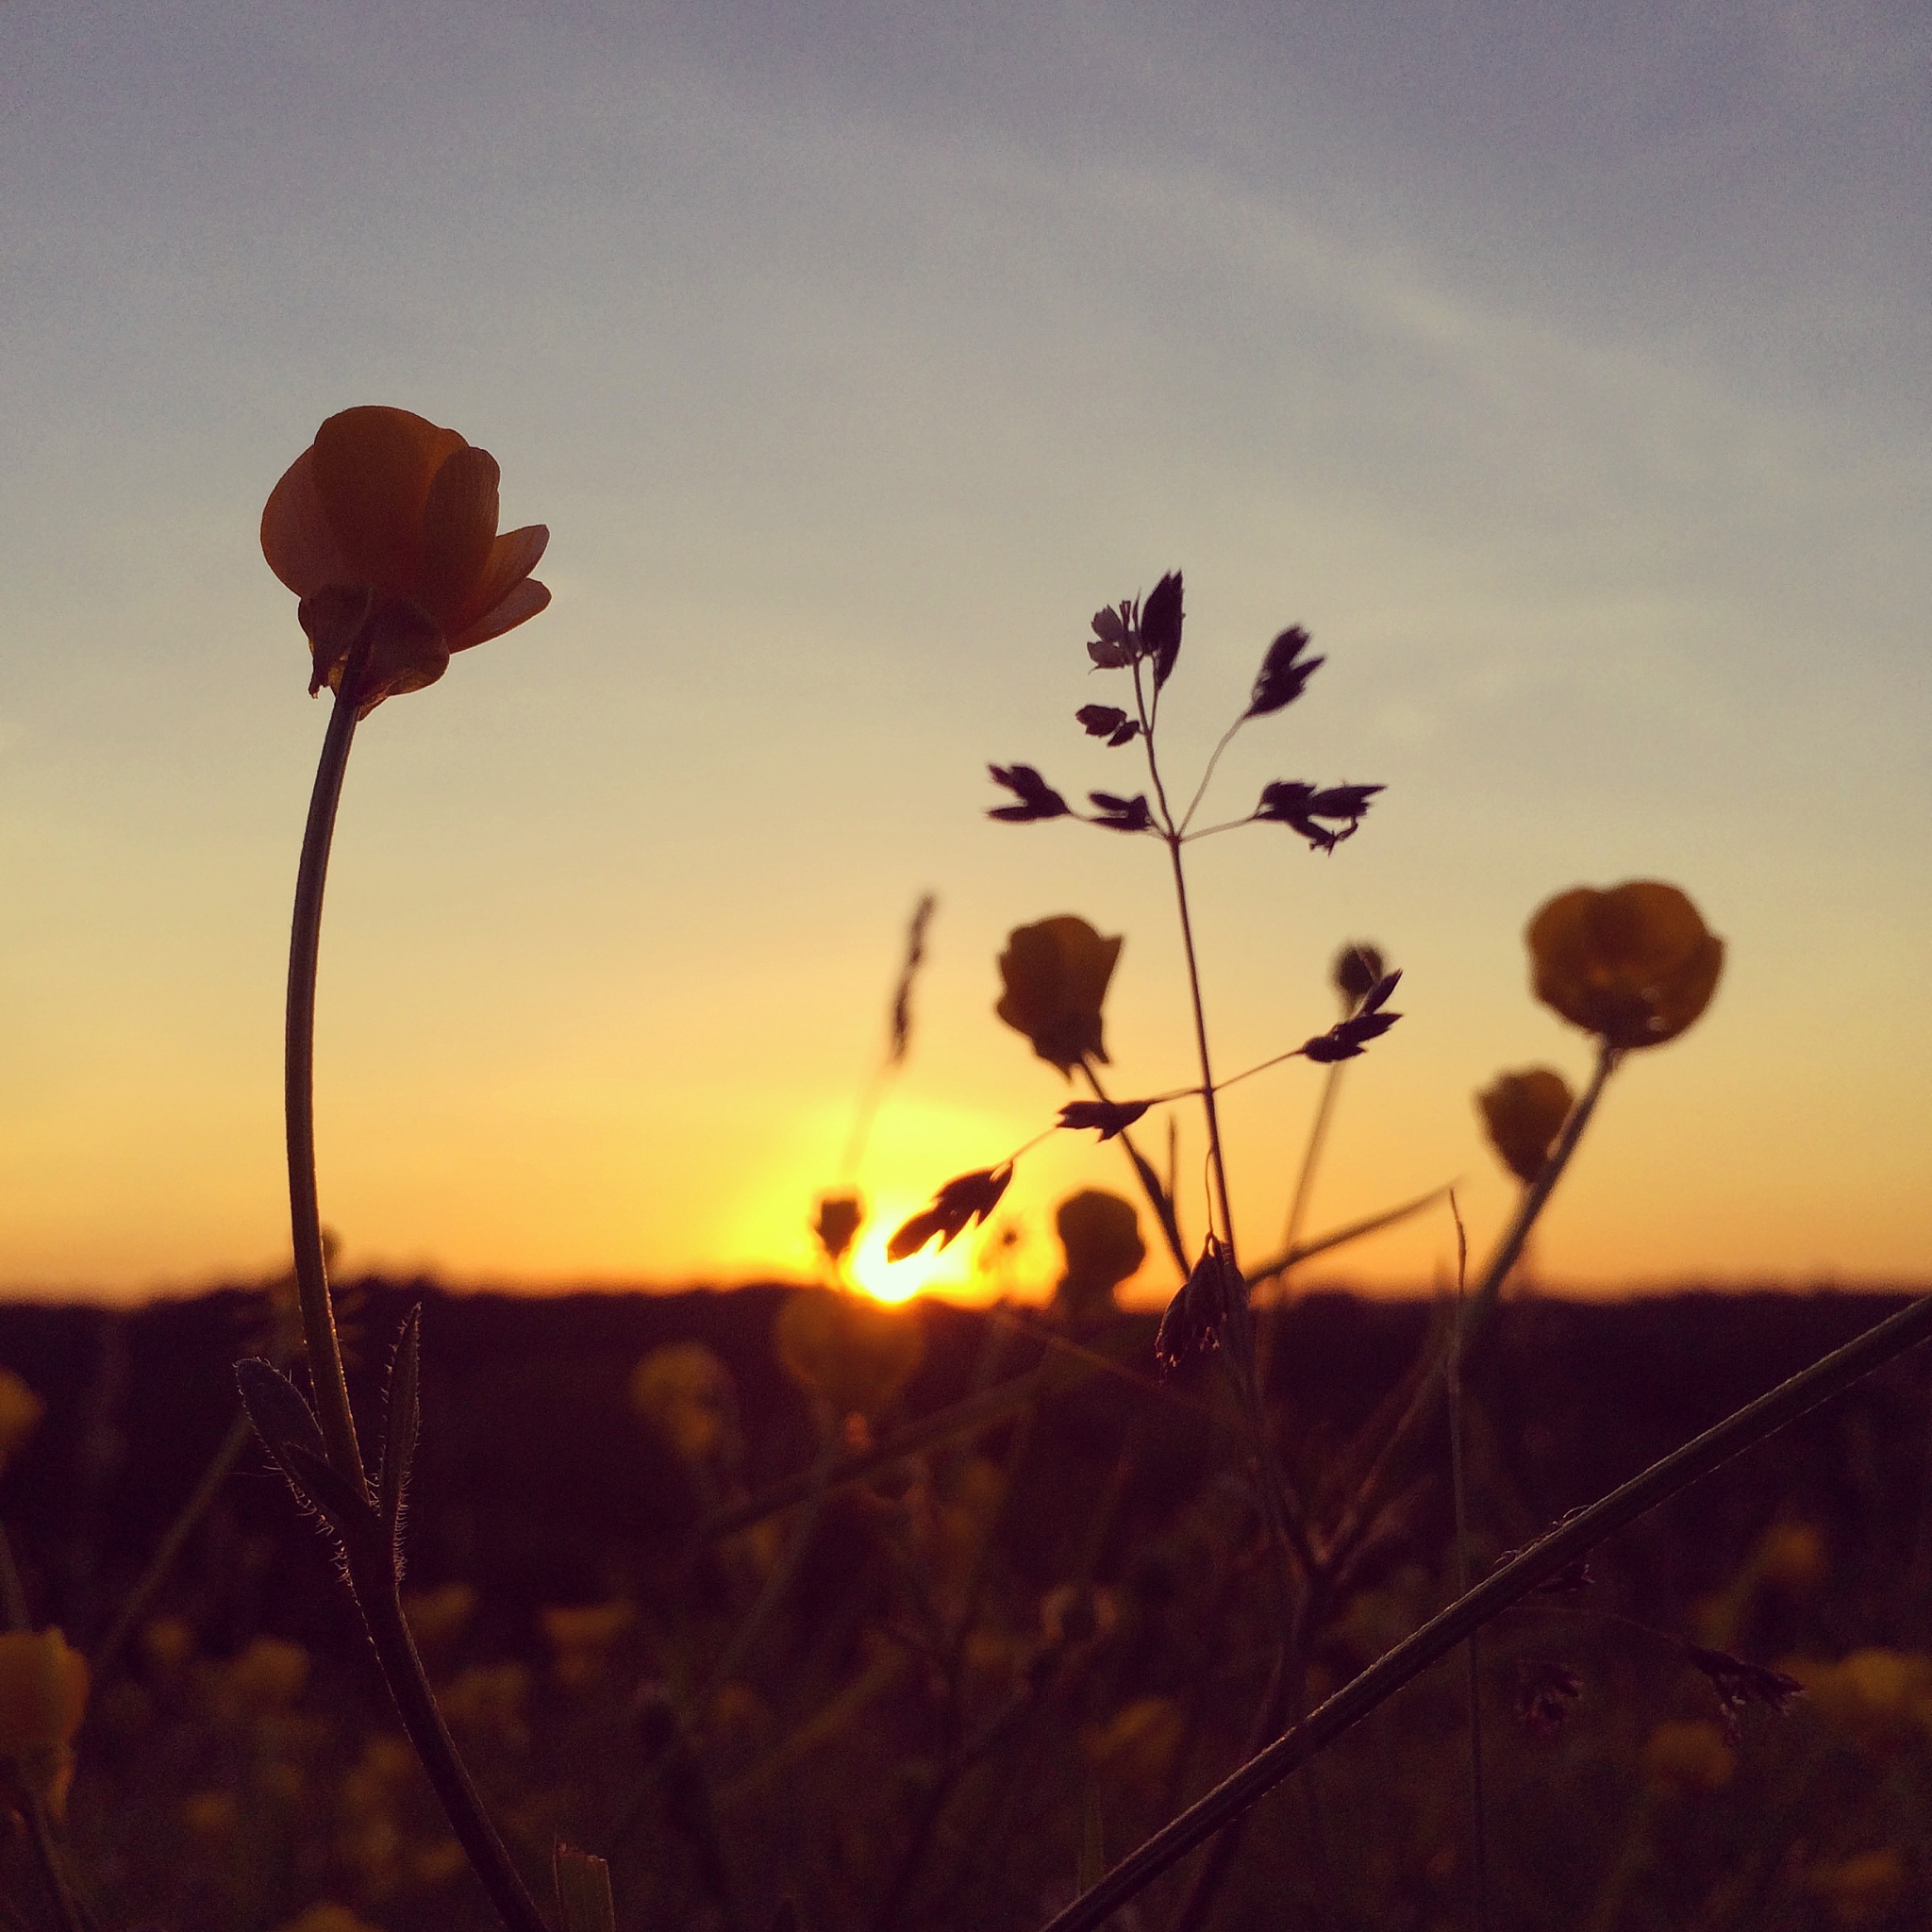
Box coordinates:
[261,448,353,596]
[448,574,550,655]
[309,407,465,598]
[1528,881,1723,1049]
[446,524,549,641]
[414,446,502,624]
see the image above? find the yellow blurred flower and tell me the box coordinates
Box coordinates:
[0,1369,44,1475]
[1755,1521,1828,1594]
[1788,1649,1932,1754]
[774,1288,924,1417]
[1807,1848,1910,1927]
[995,916,1123,1075]
[440,1661,531,1744]
[1475,1067,1574,1184]
[0,1628,89,1817]
[1527,881,1723,1050]
[1082,1695,1185,1796]
[262,405,549,711]
[542,1601,635,1691]
[401,1580,477,1657]
[1641,1717,1735,1795]
[141,1615,194,1674]
[275,1905,388,1932]
[183,1788,239,1841]
[223,1636,310,1714]
[630,1342,741,1466]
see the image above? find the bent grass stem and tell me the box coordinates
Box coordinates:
[286,683,551,1932]
[1040,1278,1932,1932]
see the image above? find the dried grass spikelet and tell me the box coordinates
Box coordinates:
[1527,881,1723,1050]
[1332,941,1387,1014]
[774,1289,924,1417]
[995,915,1123,1075]
[262,406,549,712]
[1476,1067,1575,1184]
[0,1628,89,1818]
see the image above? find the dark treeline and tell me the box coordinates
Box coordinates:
[4,1282,1929,1674]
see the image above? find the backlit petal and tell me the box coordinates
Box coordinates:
[448,575,549,654]
[261,448,353,596]
[310,407,465,597]
[415,446,501,623]
[446,524,549,640]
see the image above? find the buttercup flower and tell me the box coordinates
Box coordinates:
[996,915,1124,1075]
[262,406,549,711]
[1476,1068,1575,1184]
[0,1628,89,1817]
[1527,881,1724,1050]
[1055,1189,1145,1320]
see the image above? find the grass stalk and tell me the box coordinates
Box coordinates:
[1039,1278,1932,1932]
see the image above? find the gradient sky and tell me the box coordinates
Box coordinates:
[3,0,1929,1303]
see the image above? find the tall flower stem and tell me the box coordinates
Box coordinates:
[1159,833,1314,1595]
[284,681,551,1932]
[286,685,366,1484]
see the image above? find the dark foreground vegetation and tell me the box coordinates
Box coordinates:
[5,1280,1932,1930]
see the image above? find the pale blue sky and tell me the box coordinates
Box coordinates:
[3,0,1928,1294]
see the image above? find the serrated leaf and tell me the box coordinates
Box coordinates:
[235,1357,328,1470]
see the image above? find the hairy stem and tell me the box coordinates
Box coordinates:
[286,685,367,1484]
[285,683,552,1932]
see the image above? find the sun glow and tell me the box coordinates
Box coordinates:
[844,1202,970,1305]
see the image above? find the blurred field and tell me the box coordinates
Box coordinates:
[6,1281,1932,1930]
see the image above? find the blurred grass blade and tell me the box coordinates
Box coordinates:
[1243,1181,1451,1286]
[554,1841,617,1932]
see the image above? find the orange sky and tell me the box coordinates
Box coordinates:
[4,2,1930,1304]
